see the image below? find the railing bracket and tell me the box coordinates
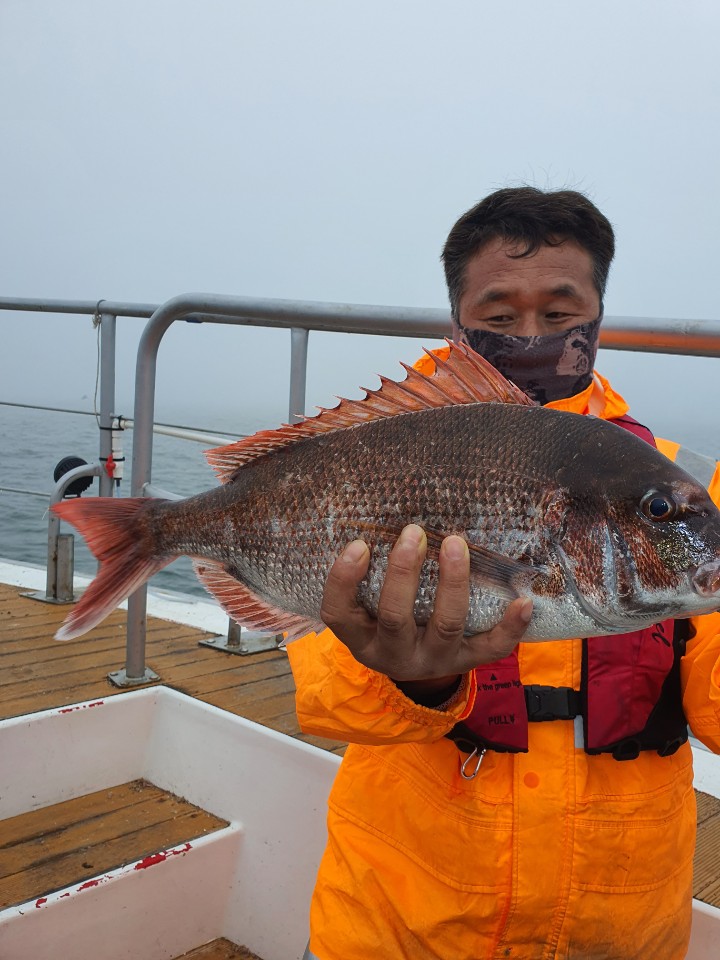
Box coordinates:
[199,619,280,656]
[21,591,76,606]
[107,667,160,688]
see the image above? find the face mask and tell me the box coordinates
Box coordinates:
[456,313,603,405]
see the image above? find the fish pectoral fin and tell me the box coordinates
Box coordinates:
[423,528,540,600]
[465,543,543,601]
[193,560,324,644]
[351,521,540,603]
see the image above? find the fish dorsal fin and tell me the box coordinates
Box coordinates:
[206,339,533,483]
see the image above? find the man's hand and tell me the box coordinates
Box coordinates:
[320,524,532,689]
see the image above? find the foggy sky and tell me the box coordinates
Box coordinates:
[1,0,718,450]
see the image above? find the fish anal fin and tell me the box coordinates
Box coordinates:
[205,340,533,483]
[193,561,322,643]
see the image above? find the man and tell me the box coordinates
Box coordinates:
[288,188,720,959]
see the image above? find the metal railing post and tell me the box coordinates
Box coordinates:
[97,311,117,499]
[289,326,309,423]
[199,617,280,655]
[109,305,178,687]
[55,534,75,601]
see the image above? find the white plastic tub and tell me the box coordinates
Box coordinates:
[0,687,340,960]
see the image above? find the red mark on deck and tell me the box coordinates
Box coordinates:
[58,701,105,714]
[134,842,192,870]
[35,898,47,908]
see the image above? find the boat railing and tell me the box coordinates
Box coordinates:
[1,294,719,685]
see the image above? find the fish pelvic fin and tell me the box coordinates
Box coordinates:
[205,339,535,483]
[53,498,171,641]
[193,560,324,643]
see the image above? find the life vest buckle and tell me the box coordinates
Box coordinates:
[525,685,581,722]
[611,738,642,761]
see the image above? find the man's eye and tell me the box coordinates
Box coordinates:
[485,315,514,325]
[545,312,570,321]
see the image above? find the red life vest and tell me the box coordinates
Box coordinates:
[448,416,690,761]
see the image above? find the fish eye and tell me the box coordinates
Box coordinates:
[640,492,678,522]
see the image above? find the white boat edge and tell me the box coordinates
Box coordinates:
[0,557,232,635]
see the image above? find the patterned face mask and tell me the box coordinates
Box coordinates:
[455,313,603,405]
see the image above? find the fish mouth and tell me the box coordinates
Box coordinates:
[693,560,720,598]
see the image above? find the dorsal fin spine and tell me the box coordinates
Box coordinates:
[427,348,484,401]
[376,377,432,410]
[400,363,459,405]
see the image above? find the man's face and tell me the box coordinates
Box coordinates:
[455,236,601,338]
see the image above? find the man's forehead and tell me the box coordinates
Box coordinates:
[471,234,593,265]
[462,237,596,295]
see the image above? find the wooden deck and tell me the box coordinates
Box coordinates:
[694,789,720,907]
[0,582,344,753]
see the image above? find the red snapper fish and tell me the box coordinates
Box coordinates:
[54,342,720,643]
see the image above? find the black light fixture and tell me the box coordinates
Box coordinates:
[53,456,94,498]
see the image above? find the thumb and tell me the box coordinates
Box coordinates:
[465,597,532,666]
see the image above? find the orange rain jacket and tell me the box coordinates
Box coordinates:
[288,351,720,960]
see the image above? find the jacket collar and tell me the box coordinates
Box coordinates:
[544,371,629,421]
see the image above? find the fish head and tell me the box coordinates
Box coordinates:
[622,476,720,615]
[554,421,720,628]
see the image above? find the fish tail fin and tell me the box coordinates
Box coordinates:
[52,497,171,641]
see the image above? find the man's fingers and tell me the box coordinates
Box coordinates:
[485,597,532,653]
[427,535,471,642]
[375,525,426,636]
[462,597,532,666]
[320,528,532,679]
[320,539,373,638]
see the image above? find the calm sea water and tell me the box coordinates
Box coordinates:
[0,405,268,598]
[1,400,718,599]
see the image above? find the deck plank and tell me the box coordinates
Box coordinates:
[0,779,227,910]
[696,789,720,825]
